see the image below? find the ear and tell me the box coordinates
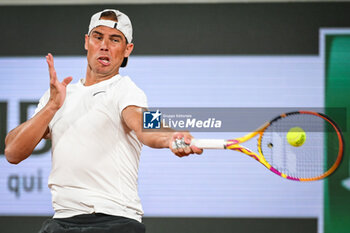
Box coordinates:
[124,43,134,58]
[84,34,89,51]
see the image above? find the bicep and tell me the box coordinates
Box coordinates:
[121,106,173,149]
[121,105,145,135]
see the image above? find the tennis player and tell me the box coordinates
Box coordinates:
[4,9,202,233]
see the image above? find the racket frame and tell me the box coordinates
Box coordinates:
[191,111,344,181]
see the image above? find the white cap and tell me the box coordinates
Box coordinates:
[88,9,133,43]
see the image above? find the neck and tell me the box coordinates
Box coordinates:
[84,66,119,86]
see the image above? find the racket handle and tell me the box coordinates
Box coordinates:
[191,139,226,149]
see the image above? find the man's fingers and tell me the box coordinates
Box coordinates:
[171,133,203,157]
[46,53,57,82]
[172,132,184,140]
[49,71,57,86]
[170,132,203,157]
[175,152,185,157]
[177,147,185,155]
[171,139,195,157]
[62,77,73,86]
[170,141,186,157]
[184,137,192,144]
[46,53,54,68]
[48,53,54,63]
[191,146,203,155]
[183,146,193,155]
[175,150,189,157]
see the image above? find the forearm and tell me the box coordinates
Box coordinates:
[122,106,202,156]
[137,131,173,149]
[5,103,57,164]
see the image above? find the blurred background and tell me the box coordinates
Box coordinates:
[1,1,350,233]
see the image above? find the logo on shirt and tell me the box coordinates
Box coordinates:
[93,91,106,96]
[143,110,161,129]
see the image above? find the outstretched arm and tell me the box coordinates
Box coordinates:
[122,106,203,157]
[5,53,72,164]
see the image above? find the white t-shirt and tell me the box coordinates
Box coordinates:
[34,74,148,222]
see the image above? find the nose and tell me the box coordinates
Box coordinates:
[100,38,109,51]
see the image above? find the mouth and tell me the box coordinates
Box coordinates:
[97,56,111,66]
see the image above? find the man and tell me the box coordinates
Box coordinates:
[4,9,202,233]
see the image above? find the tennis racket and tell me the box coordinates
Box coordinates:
[173,111,344,181]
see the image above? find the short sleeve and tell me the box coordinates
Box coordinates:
[32,89,50,118]
[118,77,148,114]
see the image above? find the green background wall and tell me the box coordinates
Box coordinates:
[325,34,350,233]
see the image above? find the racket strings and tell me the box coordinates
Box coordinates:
[260,113,341,179]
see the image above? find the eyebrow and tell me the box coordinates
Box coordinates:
[92,30,123,40]
[92,30,103,36]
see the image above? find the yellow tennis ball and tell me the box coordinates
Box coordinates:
[287,127,306,147]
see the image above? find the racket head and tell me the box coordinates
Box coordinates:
[258,111,344,181]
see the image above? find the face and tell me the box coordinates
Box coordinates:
[84,25,134,78]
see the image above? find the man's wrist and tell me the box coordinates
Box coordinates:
[45,101,60,114]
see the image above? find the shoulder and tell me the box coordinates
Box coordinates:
[113,75,148,112]
[113,75,146,94]
[119,75,139,87]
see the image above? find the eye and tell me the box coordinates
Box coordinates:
[92,34,102,41]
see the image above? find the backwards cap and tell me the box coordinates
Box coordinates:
[88,9,133,43]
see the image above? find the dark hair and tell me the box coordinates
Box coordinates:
[100,11,118,22]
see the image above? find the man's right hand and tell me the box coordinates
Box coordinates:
[4,54,73,164]
[46,53,73,111]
